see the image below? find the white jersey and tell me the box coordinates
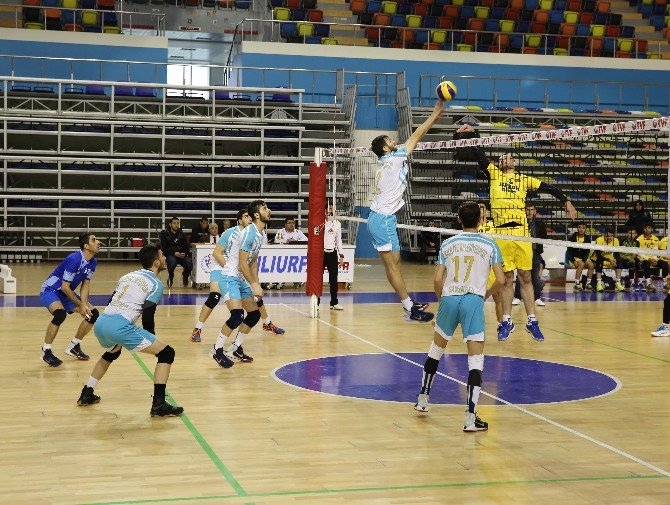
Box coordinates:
[370,145,409,215]
[221,222,264,279]
[438,232,502,298]
[211,225,241,273]
[274,228,307,244]
[104,269,163,324]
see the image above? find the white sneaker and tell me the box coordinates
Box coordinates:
[535,298,546,306]
[651,325,670,337]
[330,304,344,311]
[512,298,521,306]
[463,411,488,432]
[414,393,429,412]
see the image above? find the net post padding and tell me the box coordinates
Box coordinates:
[306,161,327,317]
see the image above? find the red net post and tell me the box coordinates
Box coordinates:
[306,161,327,301]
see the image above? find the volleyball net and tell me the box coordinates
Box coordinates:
[312,115,670,272]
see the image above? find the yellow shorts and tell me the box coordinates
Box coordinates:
[495,238,532,272]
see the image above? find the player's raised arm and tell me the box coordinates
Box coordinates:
[536,180,578,221]
[405,99,444,156]
[454,124,491,178]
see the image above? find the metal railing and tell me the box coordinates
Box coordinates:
[3,4,165,35]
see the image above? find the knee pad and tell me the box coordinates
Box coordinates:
[102,347,122,363]
[243,310,261,328]
[51,309,67,326]
[204,292,221,309]
[468,353,484,372]
[255,298,264,308]
[424,357,439,375]
[156,345,175,364]
[226,309,245,330]
[468,369,482,387]
[88,308,100,324]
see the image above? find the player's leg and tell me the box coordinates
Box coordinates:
[259,298,285,335]
[459,293,487,431]
[191,279,222,342]
[140,339,183,417]
[41,295,68,366]
[498,270,516,341]
[519,269,544,341]
[325,251,342,310]
[651,292,670,337]
[531,251,545,304]
[66,300,99,360]
[414,296,455,412]
[223,294,260,363]
[77,344,122,406]
[211,299,243,368]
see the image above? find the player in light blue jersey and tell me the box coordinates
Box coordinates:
[39,233,101,367]
[414,202,505,432]
[210,200,270,368]
[190,209,285,343]
[368,99,444,324]
[77,244,183,417]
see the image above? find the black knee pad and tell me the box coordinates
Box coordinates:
[204,292,221,309]
[424,357,439,375]
[255,298,264,308]
[51,309,67,326]
[468,369,482,387]
[156,345,175,364]
[88,308,100,324]
[102,347,122,363]
[226,309,245,330]
[243,310,261,328]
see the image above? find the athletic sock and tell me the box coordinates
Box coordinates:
[502,314,512,323]
[215,333,227,351]
[527,314,537,322]
[195,321,204,330]
[263,317,271,325]
[42,344,52,351]
[86,376,99,388]
[153,384,166,404]
[401,297,413,311]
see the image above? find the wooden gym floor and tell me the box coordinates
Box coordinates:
[1,261,669,505]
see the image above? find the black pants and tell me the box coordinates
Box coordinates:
[166,255,193,284]
[323,250,339,306]
[514,250,544,301]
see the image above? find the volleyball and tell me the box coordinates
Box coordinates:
[436,81,457,101]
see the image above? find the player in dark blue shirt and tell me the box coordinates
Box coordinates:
[39,233,101,367]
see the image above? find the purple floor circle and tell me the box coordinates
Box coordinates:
[273,353,620,405]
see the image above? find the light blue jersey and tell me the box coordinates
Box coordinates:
[221,222,263,279]
[211,225,241,273]
[104,269,163,324]
[370,145,409,215]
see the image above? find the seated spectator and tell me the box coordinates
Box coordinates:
[418,219,440,264]
[589,228,624,292]
[620,228,640,291]
[221,219,232,234]
[159,217,193,289]
[274,217,307,244]
[208,223,220,244]
[626,201,653,236]
[191,217,211,244]
[636,223,660,292]
[567,222,594,290]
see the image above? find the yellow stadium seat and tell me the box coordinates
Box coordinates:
[475,6,489,18]
[24,22,43,29]
[457,44,473,51]
[590,24,605,37]
[492,122,510,127]
[406,14,421,28]
[297,22,314,37]
[618,38,633,51]
[539,0,552,9]
[381,1,397,14]
[523,158,540,164]
[553,48,568,55]
[274,7,291,21]
[644,110,661,116]
[557,108,573,113]
[466,105,483,110]
[563,11,578,23]
[499,20,515,32]
[321,37,338,45]
[104,26,121,34]
[452,0,464,5]
[525,34,542,47]
[648,53,661,59]
[62,0,78,7]
[81,11,99,25]
[431,30,447,43]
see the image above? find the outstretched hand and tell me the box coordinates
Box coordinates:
[433,99,445,115]
[566,201,578,221]
[457,124,474,134]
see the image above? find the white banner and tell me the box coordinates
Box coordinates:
[191,244,355,285]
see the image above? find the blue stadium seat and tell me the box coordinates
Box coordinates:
[390,14,406,26]
[280,22,297,38]
[485,19,500,31]
[314,24,330,37]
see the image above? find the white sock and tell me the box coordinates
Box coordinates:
[467,385,481,414]
[227,332,247,354]
[86,376,99,388]
[401,298,413,311]
[264,318,271,325]
[502,314,511,323]
[195,321,204,330]
[42,344,51,351]
[527,314,537,322]
[663,323,669,329]
[215,333,227,350]
[71,338,82,346]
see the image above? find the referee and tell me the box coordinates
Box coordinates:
[323,205,344,311]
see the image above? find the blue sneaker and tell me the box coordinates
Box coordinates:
[412,300,430,311]
[405,306,434,323]
[525,320,545,341]
[498,320,515,341]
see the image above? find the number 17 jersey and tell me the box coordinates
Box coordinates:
[438,232,502,297]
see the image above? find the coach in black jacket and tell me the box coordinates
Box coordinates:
[514,204,547,304]
[159,217,193,288]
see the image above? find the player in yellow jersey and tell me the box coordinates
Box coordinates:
[636,223,660,292]
[478,203,503,332]
[590,229,624,292]
[456,125,577,342]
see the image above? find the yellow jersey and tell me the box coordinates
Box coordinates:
[660,237,667,251]
[636,234,659,261]
[477,221,495,234]
[488,163,541,236]
[591,236,619,263]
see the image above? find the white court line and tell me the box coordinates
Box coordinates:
[281,303,670,479]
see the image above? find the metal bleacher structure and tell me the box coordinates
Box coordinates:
[0,74,357,261]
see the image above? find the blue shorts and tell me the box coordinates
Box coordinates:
[39,288,80,313]
[210,271,253,301]
[94,313,157,351]
[435,294,486,342]
[367,210,400,252]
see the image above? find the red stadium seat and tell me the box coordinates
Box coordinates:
[596,1,610,13]
[560,22,576,35]
[308,9,323,22]
[414,3,428,16]
[579,12,592,24]
[350,0,366,14]
[588,37,603,51]
[437,16,453,29]
[505,8,520,20]
[531,21,546,32]
[615,50,631,57]
[424,42,441,49]
[567,0,581,10]
[605,24,619,37]
[510,0,523,9]
[468,18,485,30]
[365,26,381,41]
[534,9,549,23]
[443,5,459,17]
[397,28,414,43]
[286,0,300,8]
[493,32,510,48]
